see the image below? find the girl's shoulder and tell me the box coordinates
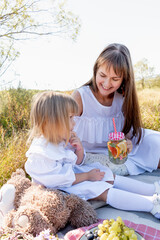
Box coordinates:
[26,137,65,160]
[26,137,77,162]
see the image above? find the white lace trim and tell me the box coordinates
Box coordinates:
[74,113,124,144]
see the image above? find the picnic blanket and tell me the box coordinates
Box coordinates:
[64,219,160,240]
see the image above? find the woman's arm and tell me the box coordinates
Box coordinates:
[72,90,83,116]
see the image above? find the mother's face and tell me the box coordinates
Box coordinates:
[95,63,123,97]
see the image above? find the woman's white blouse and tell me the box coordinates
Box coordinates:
[74,86,125,154]
[25,137,77,188]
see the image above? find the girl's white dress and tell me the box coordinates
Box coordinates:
[74,86,160,175]
[25,137,114,200]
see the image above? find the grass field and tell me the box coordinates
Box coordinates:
[137,88,160,131]
[0,87,160,186]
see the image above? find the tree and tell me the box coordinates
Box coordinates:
[134,58,155,88]
[0,0,80,84]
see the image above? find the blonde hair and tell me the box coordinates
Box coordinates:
[84,43,143,144]
[28,91,78,145]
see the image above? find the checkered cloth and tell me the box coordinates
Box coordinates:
[109,131,125,141]
[64,219,160,240]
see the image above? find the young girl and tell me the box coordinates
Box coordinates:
[24,91,160,220]
[72,43,160,176]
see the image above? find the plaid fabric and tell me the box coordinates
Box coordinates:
[64,219,160,240]
[109,132,125,141]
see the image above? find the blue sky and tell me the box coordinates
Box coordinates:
[3,0,160,90]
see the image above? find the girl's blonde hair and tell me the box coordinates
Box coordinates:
[28,91,78,145]
[84,43,142,144]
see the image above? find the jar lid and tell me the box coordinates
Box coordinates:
[109,132,125,141]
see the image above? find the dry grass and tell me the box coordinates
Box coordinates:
[0,131,28,186]
[138,88,160,131]
[0,87,159,186]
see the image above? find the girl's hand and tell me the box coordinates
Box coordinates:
[73,169,105,185]
[69,131,84,165]
[126,139,133,153]
[88,169,105,181]
[69,132,82,151]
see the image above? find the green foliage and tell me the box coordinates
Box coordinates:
[0,87,39,186]
[0,87,39,141]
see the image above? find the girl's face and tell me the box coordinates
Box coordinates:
[69,114,75,135]
[63,114,75,141]
[96,63,123,97]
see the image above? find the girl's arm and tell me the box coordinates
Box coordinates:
[73,169,105,185]
[69,132,84,165]
[75,147,84,165]
[25,156,76,189]
[71,90,83,116]
[25,155,105,188]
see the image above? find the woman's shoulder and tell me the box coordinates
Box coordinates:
[72,86,89,96]
[72,87,89,116]
[72,89,82,105]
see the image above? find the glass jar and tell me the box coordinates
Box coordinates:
[107,132,128,164]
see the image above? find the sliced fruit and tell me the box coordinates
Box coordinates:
[117,141,127,153]
[123,152,127,157]
[108,143,120,159]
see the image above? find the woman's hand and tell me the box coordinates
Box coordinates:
[87,169,105,181]
[126,139,133,154]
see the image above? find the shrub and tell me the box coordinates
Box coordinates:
[0,88,39,141]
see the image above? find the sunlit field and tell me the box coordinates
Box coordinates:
[137,88,160,131]
[0,87,160,186]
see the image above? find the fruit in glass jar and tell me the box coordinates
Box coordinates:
[107,142,120,159]
[117,140,127,153]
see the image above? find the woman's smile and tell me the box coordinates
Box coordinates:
[96,64,123,97]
